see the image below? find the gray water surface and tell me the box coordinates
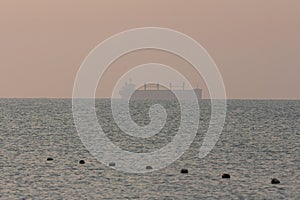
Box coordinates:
[0,99,299,199]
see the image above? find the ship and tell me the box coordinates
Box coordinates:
[119,82,202,101]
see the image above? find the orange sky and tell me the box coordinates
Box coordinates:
[0,0,299,99]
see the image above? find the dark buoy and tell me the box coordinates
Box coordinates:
[109,162,116,166]
[181,169,188,174]
[146,166,153,170]
[271,178,280,184]
[47,157,54,161]
[222,173,230,179]
[79,160,85,164]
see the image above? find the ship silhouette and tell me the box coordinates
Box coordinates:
[119,82,202,100]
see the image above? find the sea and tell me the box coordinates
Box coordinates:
[0,99,299,199]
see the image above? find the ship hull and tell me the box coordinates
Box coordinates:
[129,89,202,100]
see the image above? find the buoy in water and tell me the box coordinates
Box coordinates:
[271,178,280,184]
[79,160,85,164]
[146,166,153,170]
[109,162,116,167]
[47,157,54,161]
[222,173,230,179]
[181,169,188,174]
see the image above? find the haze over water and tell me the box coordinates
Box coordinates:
[1,1,300,199]
[1,0,300,100]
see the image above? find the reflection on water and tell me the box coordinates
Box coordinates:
[0,99,299,199]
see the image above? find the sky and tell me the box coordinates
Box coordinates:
[0,0,299,99]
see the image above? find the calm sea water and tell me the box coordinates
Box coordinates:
[0,99,299,199]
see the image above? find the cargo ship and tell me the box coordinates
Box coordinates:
[119,82,202,100]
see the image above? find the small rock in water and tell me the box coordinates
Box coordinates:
[271,178,280,184]
[222,173,230,179]
[109,162,116,166]
[46,157,54,161]
[146,166,153,170]
[79,160,85,164]
[181,169,188,174]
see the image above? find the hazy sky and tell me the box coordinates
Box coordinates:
[0,0,299,99]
